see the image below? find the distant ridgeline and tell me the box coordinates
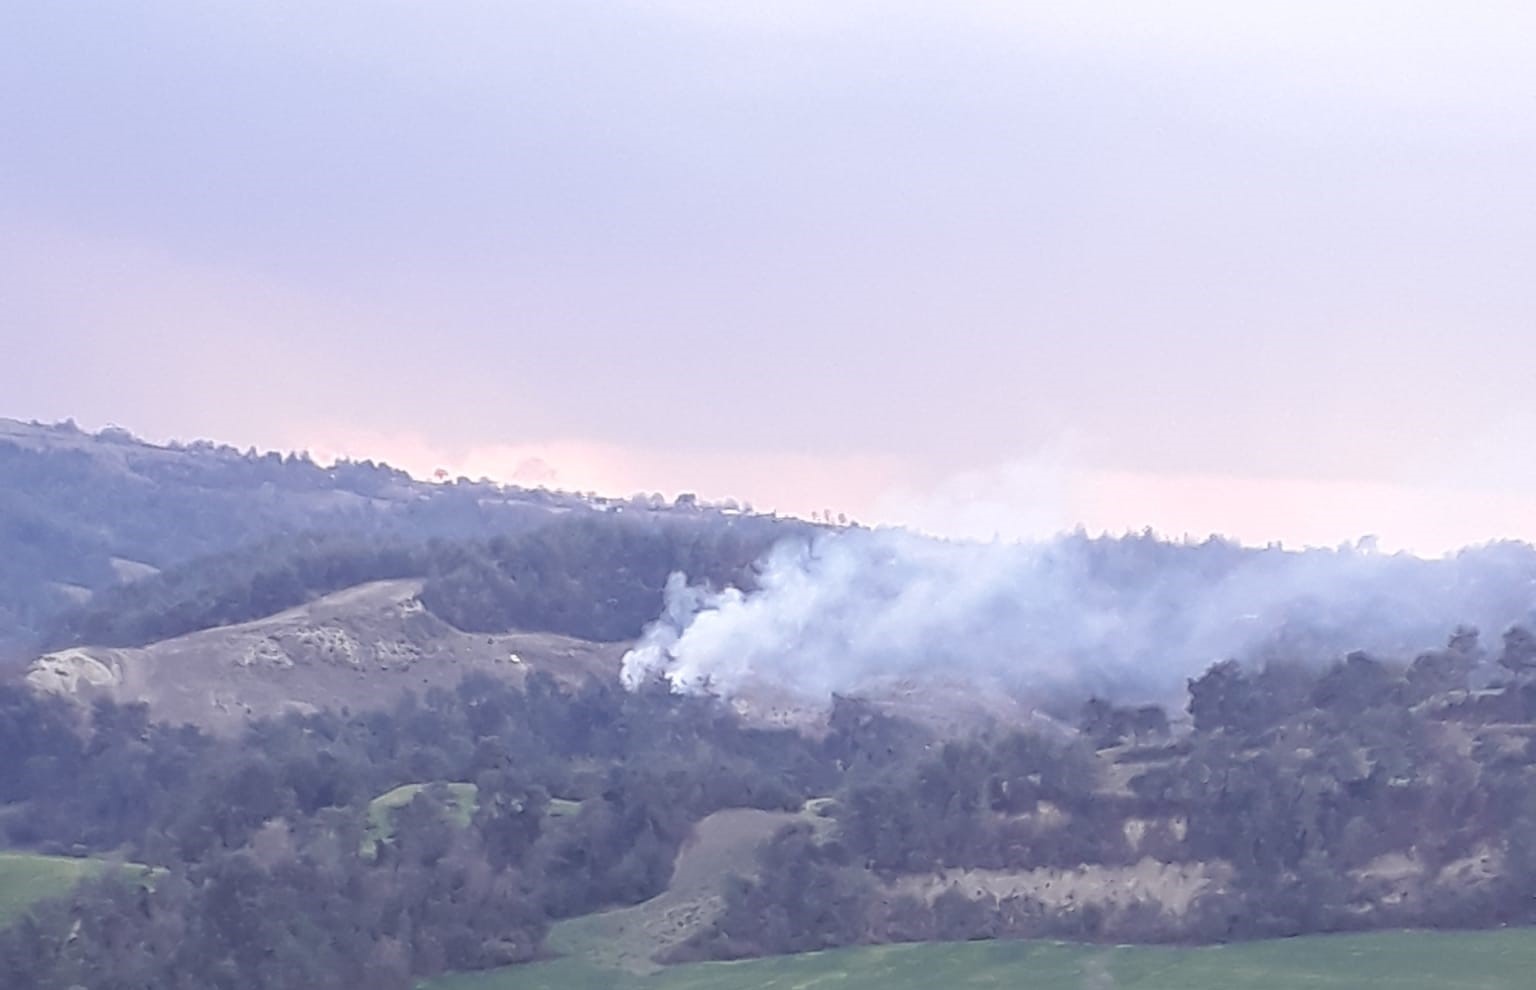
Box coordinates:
[0,418,806,658]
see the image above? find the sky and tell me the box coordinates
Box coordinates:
[3,2,1536,552]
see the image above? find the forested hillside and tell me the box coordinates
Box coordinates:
[9,418,1536,989]
[0,419,528,655]
[8,625,1536,987]
[0,676,831,988]
[0,418,800,659]
[685,639,1536,960]
[41,510,802,654]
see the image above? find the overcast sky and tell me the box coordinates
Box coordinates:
[4,2,1536,551]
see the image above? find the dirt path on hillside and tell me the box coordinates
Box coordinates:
[546,808,799,975]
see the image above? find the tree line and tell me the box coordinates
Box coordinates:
[43,511,811,650]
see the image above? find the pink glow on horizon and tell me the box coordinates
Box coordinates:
[297,425,1535,556]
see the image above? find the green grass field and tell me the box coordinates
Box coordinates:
[0,852,117,926]
[365,782,480,857]
[370,782,481,828]
[425,927,1536,990]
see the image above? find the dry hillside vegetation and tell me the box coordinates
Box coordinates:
[27,580,622,731]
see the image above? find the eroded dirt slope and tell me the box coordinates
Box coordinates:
[27,579,624,731]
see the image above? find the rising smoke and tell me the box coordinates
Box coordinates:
[621,528,1536,708]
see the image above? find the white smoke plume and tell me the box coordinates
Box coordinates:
[621,528,1536,707]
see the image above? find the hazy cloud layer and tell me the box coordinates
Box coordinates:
[5,3,1536,548]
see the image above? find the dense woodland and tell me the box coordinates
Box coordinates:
[0,675,831,989]
[683,632,1536,959]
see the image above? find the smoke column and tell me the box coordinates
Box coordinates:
[621,528,1536,707]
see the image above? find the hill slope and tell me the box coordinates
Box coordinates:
[25,579,623,731]
[544,808,810,975]
[0,417,610,658]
